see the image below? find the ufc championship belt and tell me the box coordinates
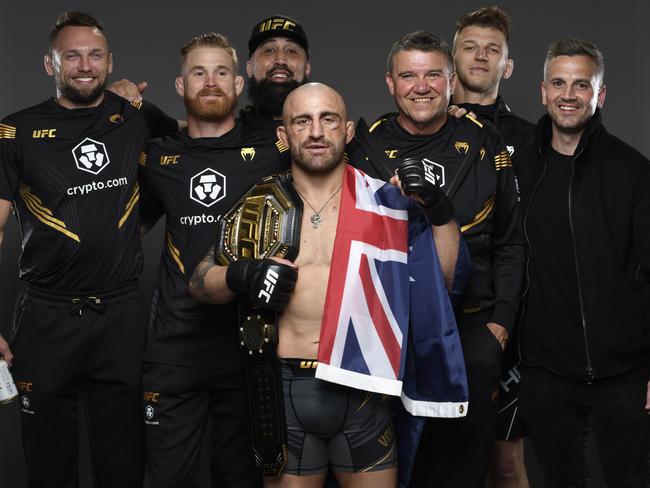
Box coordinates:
[216,172,301,476]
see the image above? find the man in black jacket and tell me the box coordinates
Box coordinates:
[514,38,650,487]
[451,7,533,487]
[452,6,533,158]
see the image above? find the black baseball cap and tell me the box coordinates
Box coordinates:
[248,15,309,58]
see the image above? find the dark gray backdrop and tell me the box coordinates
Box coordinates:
[1,1,648,486]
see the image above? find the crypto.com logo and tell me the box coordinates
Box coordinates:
[190,168,226,207]
[72,138,111,175]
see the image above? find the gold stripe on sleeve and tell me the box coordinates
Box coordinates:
[460,193,496,233]
[275,140,289,153]
[18,184,80,242]
[0,123,16,139]
[166,233,185,274]
[118,182,140,228]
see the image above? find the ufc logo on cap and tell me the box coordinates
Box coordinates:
[259,18,296,32]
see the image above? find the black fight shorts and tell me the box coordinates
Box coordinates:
[495,348,526,440]
[280,359,396,475]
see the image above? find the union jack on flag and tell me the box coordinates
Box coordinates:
[315,164,468,419]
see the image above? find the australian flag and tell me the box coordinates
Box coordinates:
[314,165,469,486]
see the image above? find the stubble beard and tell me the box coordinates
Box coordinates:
[291,139,345,176]
[57,73,107,105]
[456,68,498,96]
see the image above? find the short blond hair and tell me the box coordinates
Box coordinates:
[180,32,238,70]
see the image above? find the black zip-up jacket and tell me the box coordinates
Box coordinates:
[348,113,525,333]
[514,110,650,380]
[457,96,534,157]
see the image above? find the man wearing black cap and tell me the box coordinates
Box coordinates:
[240,15,311,137]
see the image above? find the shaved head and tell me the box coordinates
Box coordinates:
[277,82,354,176]
[281,82,347,126]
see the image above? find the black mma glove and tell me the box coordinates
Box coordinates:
[396,157,454,226]
[226,258,298,311]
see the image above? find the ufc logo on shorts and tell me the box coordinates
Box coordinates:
[257,269,279,303]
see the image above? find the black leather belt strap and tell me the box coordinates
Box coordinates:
[216,172,302,476]
[238,306,286,475]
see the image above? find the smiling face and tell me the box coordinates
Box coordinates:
[453,25,512,97]
[542,54,605,135]
[246,37,310,84]
[176,46,243,122]
[45,25,113,108]
[246,37,311,116]
[386,49,455,135]
[246,37,311,84]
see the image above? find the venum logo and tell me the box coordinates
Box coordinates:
[241,147,256,162]
[145,404,155,420]
[72,138,110,175]
[190,168,226,208]
[454,141,469,154]
[21,395,30,408]
[422,158,445,187]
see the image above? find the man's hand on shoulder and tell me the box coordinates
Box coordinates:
[486,322,509,351]
[447,105,476,119]
[108,79,148,103]
[226,257,298,311]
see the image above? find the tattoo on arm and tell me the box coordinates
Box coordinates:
[189,245,217,303]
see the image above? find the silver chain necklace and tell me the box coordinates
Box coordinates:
[294,186,342,228]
